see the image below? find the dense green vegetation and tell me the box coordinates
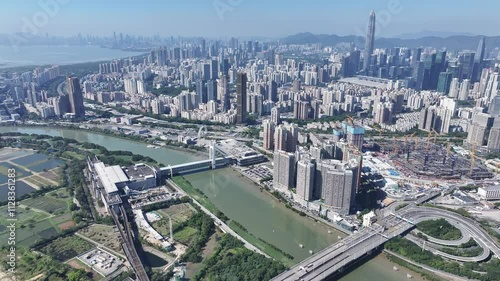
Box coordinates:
[0,247,91,281]
[151,85,192,96]
[192,235,286,281]
[384,253,445,281]
[244,127,261,139]
[439,245,483,257]
[141,197,191,213]
[39,76,66,98]
[179,212,215,263]
[416,218,462,240]
[385,237,500,281]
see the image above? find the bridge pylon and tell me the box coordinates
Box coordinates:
[209,141,217,169]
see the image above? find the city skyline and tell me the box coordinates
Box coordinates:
[1,0,500,38]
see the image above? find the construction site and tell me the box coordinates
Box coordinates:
[374,131,494,181]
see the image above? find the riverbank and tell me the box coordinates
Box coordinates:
[230,165,352,235]
[170,176,295,266]
[3,123,208,158]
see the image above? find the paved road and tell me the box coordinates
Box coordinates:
[402,207,500,261]
[272,204,500,281]
[411,218,471,246]
[405,234,490,262]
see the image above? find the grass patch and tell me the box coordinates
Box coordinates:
[21,194,69,214]
[62,151,86,161]
[416,218,461,240]
[0,205,49,231]
[152,203,197,237]
[173,226,198,245]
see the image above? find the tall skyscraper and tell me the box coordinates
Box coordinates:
[274,125,288,152]
[475,37,486,64]
[363,11,376,72]
[273,150,296,191]
[345,124,365,151]
[218,75,230,112]
[210,59,219,80]
[271,107,280,124]
[487,118,500,150]
[67,76,85,118]
[263,120,275,150]
[437,72,453,94]
[458,79,471,101]
[296,159,315,201]
[473,37,486,82]
[236,73,247,124]
[286,124,299,153]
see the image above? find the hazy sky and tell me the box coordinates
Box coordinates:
[0,0,498,38]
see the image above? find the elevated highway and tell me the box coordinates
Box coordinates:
[271,204,500,281]
[401,207,500,260]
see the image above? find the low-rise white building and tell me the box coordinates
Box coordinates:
[362,211,377,227]
[478,185,500,200]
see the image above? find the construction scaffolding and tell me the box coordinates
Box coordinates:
[377,139,493,180]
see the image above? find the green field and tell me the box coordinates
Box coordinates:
[173,226,198,245]
[152,203,197,237]
[62,151,87,161]
[38,235,95,261]
[21,194,70,214]
[0,205,49,227]
[0,219,59,247]
[0,188,75,247]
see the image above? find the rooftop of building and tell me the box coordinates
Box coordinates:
[123,163,156,181]
[481,185,500,191]
[93,162,129,194]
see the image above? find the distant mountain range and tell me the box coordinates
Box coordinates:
[396,30,477,40]
[281,32,500,51]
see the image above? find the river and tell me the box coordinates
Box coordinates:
[0,127,428,281]
[0,45,144,69]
